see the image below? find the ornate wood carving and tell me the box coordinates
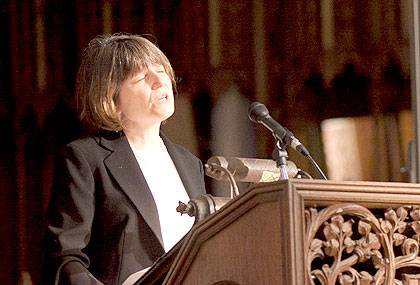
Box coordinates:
[306,203,420,285]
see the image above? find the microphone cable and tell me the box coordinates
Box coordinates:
[307,153,328,180]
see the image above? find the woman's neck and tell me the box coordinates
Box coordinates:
[124,124,162,150]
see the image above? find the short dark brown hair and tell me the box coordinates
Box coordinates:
[76,33,176,131]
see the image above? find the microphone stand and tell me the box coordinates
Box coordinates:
[273,138,289,180]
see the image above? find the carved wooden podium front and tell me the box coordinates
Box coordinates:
[143,179,420,285]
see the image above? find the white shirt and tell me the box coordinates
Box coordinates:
[124,138,194,285]
[130,138,194,251]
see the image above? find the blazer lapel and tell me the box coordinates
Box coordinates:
[161,133,202,199]
[99,133,164,245]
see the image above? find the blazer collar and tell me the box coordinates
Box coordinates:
[160,132,198,199]
[98,131,164,245]
[96,131,199,245]
[98,131,199,199]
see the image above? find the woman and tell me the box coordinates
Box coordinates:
[44,33,206,285]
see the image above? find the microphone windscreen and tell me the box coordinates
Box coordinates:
[248,102,269,123]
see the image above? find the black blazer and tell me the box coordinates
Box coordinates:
[44,131,206,285]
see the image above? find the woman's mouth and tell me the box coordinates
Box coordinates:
[158,94,168,101]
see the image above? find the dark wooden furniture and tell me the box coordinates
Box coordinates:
[140,179,420,284]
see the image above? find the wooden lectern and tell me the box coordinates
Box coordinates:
[138,179,420,285]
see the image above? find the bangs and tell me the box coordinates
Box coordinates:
[111,37,173,81]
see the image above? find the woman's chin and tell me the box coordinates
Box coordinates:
[161,109,175,122]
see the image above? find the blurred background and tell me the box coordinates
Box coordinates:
[0,0,417,284]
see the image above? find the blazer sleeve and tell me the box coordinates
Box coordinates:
[45,143,101,285]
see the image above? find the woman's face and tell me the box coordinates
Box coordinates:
[117,63,174,128]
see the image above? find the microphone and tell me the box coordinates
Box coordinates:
[205,156,299,182]
[248,102,310,157]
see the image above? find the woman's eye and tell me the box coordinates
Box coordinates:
[152,64,166,73]
[154,66,166,73]
[133,75,147,83]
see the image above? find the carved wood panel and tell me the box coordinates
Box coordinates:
[306,203,420,285]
